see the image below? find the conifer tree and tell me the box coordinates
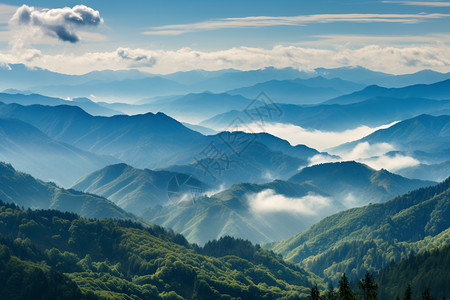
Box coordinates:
[359,271,378,300]
[338,273,356,300]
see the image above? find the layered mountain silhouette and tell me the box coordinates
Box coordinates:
[227,77,364,104]
[0,118,118,186]
[0,93,121,116]
[202,97,450,131]
[326,78,450,105]
[0,102,322,187]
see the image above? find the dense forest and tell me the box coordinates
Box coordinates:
[0,200,319,299]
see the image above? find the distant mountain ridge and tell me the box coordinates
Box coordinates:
[202,97,450,131]
[227,76,364,105]
[326,78,450,105]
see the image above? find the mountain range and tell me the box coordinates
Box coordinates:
[201,97,450,131]
[227,76,364,105]
[326,78,450,105]
[141,161,432,245]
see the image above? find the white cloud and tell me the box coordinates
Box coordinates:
[1,44,450,75]
[230,121,398,151]
[309,141,421,172]
[143,13,450,35]
[0,4,18,24]
[247,189,332,215]
[9,5,103,44]
[383,1,450,7]
[362,153,420,171]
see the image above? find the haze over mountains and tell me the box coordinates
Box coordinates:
[0,62,449,299]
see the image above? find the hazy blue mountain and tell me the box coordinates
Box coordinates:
[289,161,435,207]
[0,118,119,187]
[313,66,391,84]
[142,180,342,244]
[267,177,450,282]
[202,97,450,131]
[164,139,307,188]
[0,162,139,221]
[140,92,260,122]
[188,67,310,92]
[227,77,364,104]
[72,163,206,214]
[333,114,450,163]
[326,78,450,105]
[31,77,188,101]
[0,64,153,91]
[374,69,450,88]
[0,93,122,116]
[397,161,450,182]
[181,122,217,135]
[0,102,205,169]
[0,102,319,187]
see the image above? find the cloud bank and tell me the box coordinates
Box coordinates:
[10,5,103,43]
[247,189,332,215]
[309,141,420,172]
[1,43,449,75]
[231,121,398,151]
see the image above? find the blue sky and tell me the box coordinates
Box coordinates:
[0,0,449,74]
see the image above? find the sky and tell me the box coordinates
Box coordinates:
[0,0,449,74]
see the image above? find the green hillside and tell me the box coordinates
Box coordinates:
[267,177,450,282]
[377,244,450,300]
[0,201,319,299]
[0,162,139,222]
